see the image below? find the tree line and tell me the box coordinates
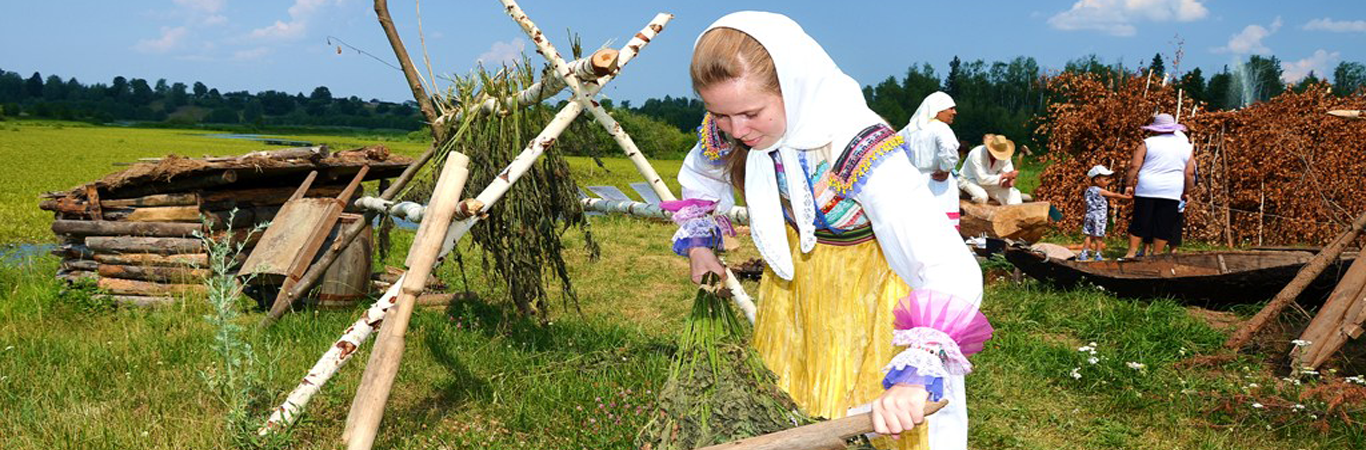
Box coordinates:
[624,55,1366,153]
[4,53,1363,152]
[0,69,424,130]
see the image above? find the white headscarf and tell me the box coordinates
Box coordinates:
[906,91,956,133]
[698,12,886,280]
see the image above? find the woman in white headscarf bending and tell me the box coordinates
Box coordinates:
[900,92,962,229]
[663,12,991,450]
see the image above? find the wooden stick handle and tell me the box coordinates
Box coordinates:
[342,152,469,450]
[693,400,949,450]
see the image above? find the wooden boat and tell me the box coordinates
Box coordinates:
[1004,244,1358,306]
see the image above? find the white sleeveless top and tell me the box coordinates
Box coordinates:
[1135,133,1192,200]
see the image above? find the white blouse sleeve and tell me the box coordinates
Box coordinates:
[933,123,961,172]
[856,154,983,307]
[678,143,735,212]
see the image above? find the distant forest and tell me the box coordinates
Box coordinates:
[3,53,1363,150]
[628,54,1366,151]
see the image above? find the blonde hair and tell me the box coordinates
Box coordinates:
[691,27,780,190]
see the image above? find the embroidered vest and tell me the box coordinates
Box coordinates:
[698,114,910,246]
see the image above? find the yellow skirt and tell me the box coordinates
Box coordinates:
[753,229,928,449]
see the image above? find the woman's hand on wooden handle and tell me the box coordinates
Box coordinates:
[871,383,930,439]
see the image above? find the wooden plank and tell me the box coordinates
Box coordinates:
[237,199,338,277]
[94,252,209,267]
[266,166,368,320]
[52,220,202,237]
[1295,253,1366,368]
[98,264,211,283]
[86,236,203,254]
[97,277,206,296]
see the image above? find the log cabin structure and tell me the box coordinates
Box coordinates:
[38,145,411,307]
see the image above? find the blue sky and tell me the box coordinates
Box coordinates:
[3,1,1364,104]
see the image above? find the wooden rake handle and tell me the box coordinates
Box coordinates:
[693,400,948,450]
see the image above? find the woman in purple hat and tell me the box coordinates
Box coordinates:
[1122,113,1196,258]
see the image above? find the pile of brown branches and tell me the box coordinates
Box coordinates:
[1035,72,1366,246]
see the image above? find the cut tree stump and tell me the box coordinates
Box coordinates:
[958,200,1051,241]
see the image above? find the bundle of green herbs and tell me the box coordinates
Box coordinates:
[637,274,813,449]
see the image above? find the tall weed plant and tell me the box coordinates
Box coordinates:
[194,213,279,448]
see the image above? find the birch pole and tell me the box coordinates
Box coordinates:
[259,10,675,438]
[343,152,470,450]
[503,0,756,321]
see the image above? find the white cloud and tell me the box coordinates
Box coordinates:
[232,47,271,61]
[1304,18,1366,33]
[134,26,190,53]
[250,20,308,40]
[1281,49,1340,83]
[1047,0,1209,36]
[476,38,526,66]
[249,0,335,41]
[1215,16,1282,54]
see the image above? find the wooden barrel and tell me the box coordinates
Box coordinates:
[315,214,373,309]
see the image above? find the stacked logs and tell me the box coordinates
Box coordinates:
[1034,73,1366,247]
[39,146,411,306]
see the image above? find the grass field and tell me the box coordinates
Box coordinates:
[1,122,1362,449]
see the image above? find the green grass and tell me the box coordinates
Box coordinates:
[2,123,1362,449]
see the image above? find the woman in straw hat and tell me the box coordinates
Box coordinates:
[959,134,1023,205]
[900,92,963,229]
[665,12,991,450]
[1122,113,1196,258]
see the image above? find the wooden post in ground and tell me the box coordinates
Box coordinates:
[342,153,469,450]
[1226,209,1366,350]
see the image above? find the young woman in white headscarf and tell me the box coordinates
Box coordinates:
[662,12,991,450]
[899,92,963,229]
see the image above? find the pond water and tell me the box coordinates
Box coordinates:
[0,244,56,266]
[202,133,315,147]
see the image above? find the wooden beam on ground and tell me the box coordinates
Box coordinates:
[1226,209,1366,350]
